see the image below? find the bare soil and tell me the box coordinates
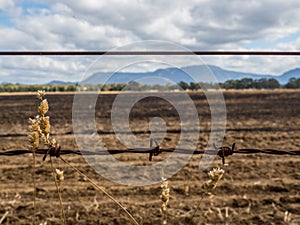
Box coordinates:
[1,90,300,225]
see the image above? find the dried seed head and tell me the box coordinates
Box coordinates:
[160,178,170,225]
[161,204,167,212]
[55,169,64,181]
[28,117,41,150]
[161,179,169,189]
[40,116,50,135]
[161,190,170,203]
[28,91,60,155]
[203,168,225,192]
[28,131,39,150]
[28,117,36,125]
[208,167,224,183]
[28,118,41,132]
[160,178,170,212]
[38,99,49,116]
[36,90,45,100]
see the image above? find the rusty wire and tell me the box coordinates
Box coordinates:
[1,145,300,165]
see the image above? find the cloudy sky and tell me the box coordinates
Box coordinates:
[1,0,300,84]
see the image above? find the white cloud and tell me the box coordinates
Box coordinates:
[1,0,300,83]
[0,0,14,10]
[4,0,300,51]
[0,55,92,84]
[2,1,300,49]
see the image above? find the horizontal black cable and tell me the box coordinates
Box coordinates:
[0,51,300,56]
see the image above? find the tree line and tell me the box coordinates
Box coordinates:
[1,77,300,92]
[180,77,300,90]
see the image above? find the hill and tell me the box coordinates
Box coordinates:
[80,65,285,84]
[45,66,300,85]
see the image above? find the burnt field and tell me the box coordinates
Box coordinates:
[1,90,300,225]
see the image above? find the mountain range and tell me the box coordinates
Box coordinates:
[49,65,300,85]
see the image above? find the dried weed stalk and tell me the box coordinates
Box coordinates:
[59,156,140,225]
[160,178,170,225]
[190,167,225,222]
[28,90,66,225]
[28,90,139,225]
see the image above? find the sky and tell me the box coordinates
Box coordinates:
[1,0,300,84]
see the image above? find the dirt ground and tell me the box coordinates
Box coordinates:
[1,90,300,225]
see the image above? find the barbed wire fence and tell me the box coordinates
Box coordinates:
[1,50,300,162]
[1,50,300,224]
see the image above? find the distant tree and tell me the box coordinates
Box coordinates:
[189,82,200,90]
[127,81,141,91]
[66,85,76,92]
[222,80,238,89]
[267,78,280,89]
[285,77,300,88]
[178,81,189,90]
[256,78,268,89]
[239,78,254,89]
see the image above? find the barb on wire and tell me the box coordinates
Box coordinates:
[213,143,236,165]
[149,139,162,161]
[42,145,61,161]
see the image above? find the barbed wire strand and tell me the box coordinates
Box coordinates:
[1,147,299,162]
[1,148,300,156]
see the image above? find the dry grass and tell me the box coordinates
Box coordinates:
[27,90,139,225]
